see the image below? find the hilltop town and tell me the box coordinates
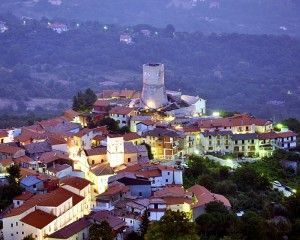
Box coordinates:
[0,63,298,240]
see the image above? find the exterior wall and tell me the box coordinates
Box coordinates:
[87,154,107,165]
[124,153,138,165]
[233,139,258,157]
[192,206,205,221]
[255,124,273,133]
[52,144,68,153]
[136,124,155,134]
[107,137,125,168]
[200,134,233,154]
[47,227,89,240]
[110,113,129,128]
[141,63,168,109]
[124,218,141,232]
[129,185,151,198]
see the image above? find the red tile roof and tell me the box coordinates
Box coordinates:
[14,191,34,201]
[187,185,231,208]
[197,114,271,129]
[0,129,8,138]
[0,144,24,154]
[60,176,90,190]
[20,209,56,229]
[123,132,141,141]
[109,106,135,115]
[94,99,111,107]
[39,151,70,164]
[100,181,129,197]
[258,131,297,140]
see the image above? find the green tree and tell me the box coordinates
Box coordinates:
[89,221,114,240]
[238,211,267,240]
[139,210,150,238]
[125,231,142,240]
[141,143,153,160]
[145,210,199,240]
[84,88,97,110]
[95,117,119,132]
[23,234,35,240]
[196,202,238,239]
[7,164,21,185]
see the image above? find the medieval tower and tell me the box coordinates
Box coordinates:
[141,63,168,109]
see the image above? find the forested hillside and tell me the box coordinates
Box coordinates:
[1,0,300,36]
[0,14,299,119]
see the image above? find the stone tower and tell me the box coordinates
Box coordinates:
[141,63,168,109]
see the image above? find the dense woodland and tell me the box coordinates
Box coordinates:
[0,14,299,120]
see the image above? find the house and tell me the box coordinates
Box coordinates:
[187,185,231,221]
[95,181,129,211]
[24,141,52,159]
[143,128,183,160]
[0,21,8,33]
[108,173,151,198]
[48,23,68,34]
[148,197,166,221]
[0,158,14,173]
[120,34,133,44]
[2,178,91,240]
[0,129,9,143]
[200,130,233,154]
[119,163,183,190]
[88,163,114,194]
[0,144,25,160]
[136,120,156,134]
[232,133,258,157]
[48,211,126,240]
[123,132,143,145]
[109,107,136,128]
[20,175,44,194]
[129,115,152,132]
[46,164,73,179]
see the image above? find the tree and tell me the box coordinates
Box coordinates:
[89,221,114,240]
[141,143,153,160]
[7,164,21,185]
[145,210,199,240]
[196,202,238,239]
[125,231,142,240]
[23,234,35,240]
[95,117,119,132]
[238,211,267,240]
[139,210,150,238]
[72,88,97,112]
[84,88,97,110]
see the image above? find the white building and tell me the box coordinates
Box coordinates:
[2,177,91,240]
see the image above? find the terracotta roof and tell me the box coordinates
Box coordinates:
[90,163,114,176]
[48,217,90,239]
[24,141,52,154]
[0,158,14,167]
[109,106,134,115]
[163,196,193,205]
[5,187,84,217]
[85,147,107,156]
[94,99,111,107]
[197,114,272,129]
[48,164,72,174]
[137,120,156,126]
[0,144,24,155]
[20,209,56,229]
[123,132,141,141]
[63,109,79,121]
[13,155,32,165]
[143,128,180,138]
[99,181,129,197]
[187,185,231,208]
[14,191,34,201]
[91,211,126,231]
[154,186,186,198]
[39,151,70,164]
[93,135,107,142]
[258,131,297,140]
[0,129,8,138]
[74,128,93,138]
[60,176,90,190]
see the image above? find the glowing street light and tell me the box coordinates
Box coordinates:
[212,111,220,117]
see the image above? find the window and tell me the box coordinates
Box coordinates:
[166,179,169,183]
[154,204,158,209]
[128,158,131,162]
[22,232,24,235]
[17,201,19,205]
[92,160,95,165]
[139,192,142,197]
[167,172,170,175]
[246,126,249,131]
[33,184,36,189]
[11,223,13,227]
[16,222,18,226]
[242,140,245,144]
